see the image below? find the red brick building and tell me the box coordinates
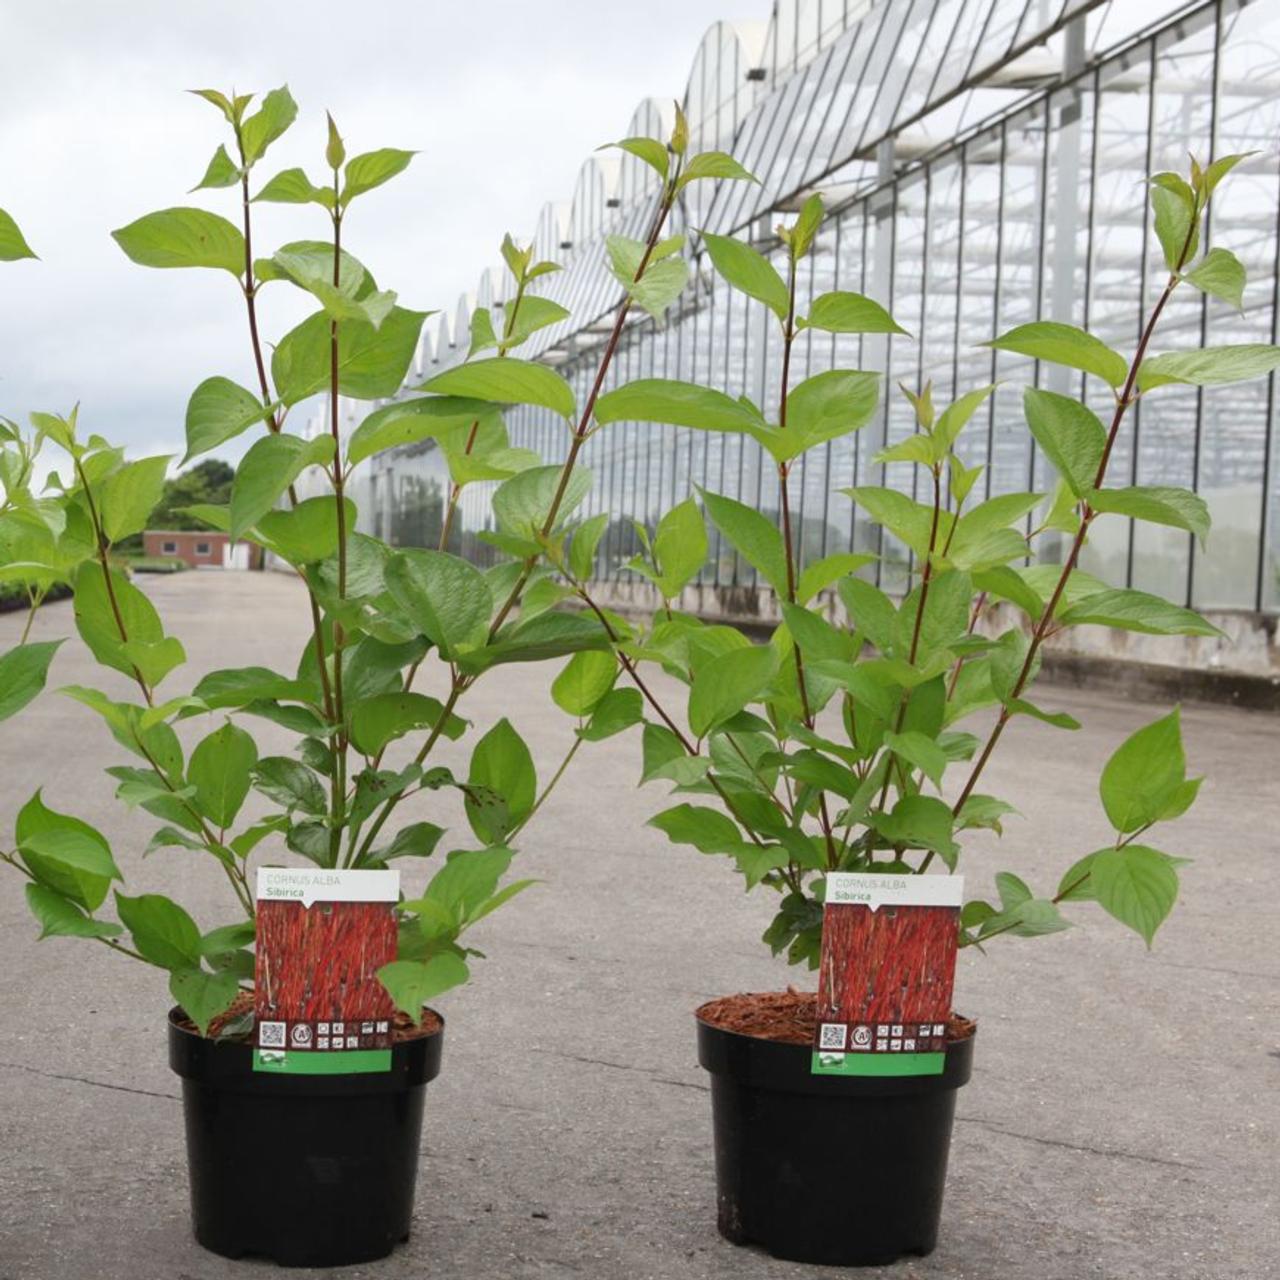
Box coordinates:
[142,530,261,570]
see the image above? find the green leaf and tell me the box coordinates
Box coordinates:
[192,144,240,191]
[796,552,876,604]
[466,720,535,842]
[593,377,766,441]
[804,290,906,335]
[377,954,470,1024]
[417,357,574,421]
[883,730,947,788]
[73,563,183,686]
[1090,845,1179,946]
[169,968,241,1036]
[272,307,429,405]
[115,891,201,970]
[1022,388,1106,498]
[240,85,297,166]
[1183,247,1245,310]
[251,756,327,815]
[986,321,1128,388]
[229,433,335,537]
[676,150,757,189]
[581,686,643,741]
[112,207,244,274]
[189,721,257,828]
[99,455,170,543]
[872,795,958,866]
[0,206,37,261]
[24,883,122,941]
[837,577,898,653]
[349,692,465,756]
[552,650,616,716]
[649,803,746,854]
[956,794,1018,835]
[419,847,515,923]
[493,464,590,539]
[781,602,855,664]
[0,640,62,722]
[16,793,118,910]
[384,548,492,657]
[347,396,493,467]
[1149,173,1198,272]
[688,644,777,738]
[1088,485,1210,546]
[1059,588,1220,637]
[184,377,275,462]
[602,136,668,179]
[457,610,607,675]
[342,148,415,204]
[252,168,329,205]
[842,486,937,558]
[700,488,788,595]
[607,235,689,320]
[700,231,789,319]
[1099,709,1186,833]
[782,370,880,459]
[650,497,707,598]
[256,495,354,565]
[1138,344,1280,391]
[372,821,446,864]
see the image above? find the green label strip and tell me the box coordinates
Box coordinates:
[254,1048,392,1076]
[811,1050,945,1077]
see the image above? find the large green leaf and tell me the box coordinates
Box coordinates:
[377,953,470,1023]
[384,548,492,657]
[676,151,757,189]
[112,207,245,274]
[24,883,123,941]
[842,487,935,558]
[99,455,170,543]
[256,496,354,565]
[466,720,536,842]
[252,756,327,815]
[456,610,608,675]
[803,290,906,335]
[272,307,429,405]
[1090,845,1179,946]
[1138,344,1280,391]
[169,968,241,1036]
[16,793,118,910]
[700,488,788,594]
[1149,173,1198,272]
[189,721,257,828]
[1059,588,1219,637]
[1022,388,1106,498]
[1099,709,1187,833]
[492,464,591,539]
[0,206,37,261]
[700,232,789,319]
[1183,247,1245,310]
[349,692,466,756]
[0,640,62,723]
[74,562,184,686]
[649,497,707,598]
[1088,485,1210,545]
[687,644,778,738]
[347,396,493,466]
[985,321,1128,388]
[342,148,415,204]
[184,377,276,462]
[240,85,297,166]
[594,378,766,436]
[782,370,879,459]
[648,803,748,854]
[551,650,616,717]
[417,357,574,421]
[115,891,202,970]
[229,433,335,537]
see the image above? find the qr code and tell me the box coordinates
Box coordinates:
[258,1020,287,1048]
[818,1023,847,1050]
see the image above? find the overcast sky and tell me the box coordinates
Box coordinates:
[0,0,747,466]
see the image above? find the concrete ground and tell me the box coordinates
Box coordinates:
[0,571,1276,1280]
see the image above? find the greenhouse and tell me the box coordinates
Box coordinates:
[329,0,1280,615]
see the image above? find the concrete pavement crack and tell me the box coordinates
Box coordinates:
[957,1115,1193,1168]
[0,1058,179,1102]
[530,1047,709,1092]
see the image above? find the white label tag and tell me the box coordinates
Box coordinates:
[825,872,964,911]
[256,867,400,909]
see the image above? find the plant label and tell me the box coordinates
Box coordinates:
[812,872,964,1077]
[253,868,400,1075]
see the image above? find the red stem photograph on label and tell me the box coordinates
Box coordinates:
[255,900,397,1028]
[818,903,959,1030]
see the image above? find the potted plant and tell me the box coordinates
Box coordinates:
[543,154,1269,1265]
[0,91,761,1266]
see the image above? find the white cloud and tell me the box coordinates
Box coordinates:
[0,0,746,459]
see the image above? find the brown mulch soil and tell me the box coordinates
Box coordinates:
[696,989,976,1047]
[174,990,443,1043]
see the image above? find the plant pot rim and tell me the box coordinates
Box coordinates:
[168,1005,445,1095]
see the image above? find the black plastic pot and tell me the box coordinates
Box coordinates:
[696,1009,974,1267]
[168,1008,444,1267]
